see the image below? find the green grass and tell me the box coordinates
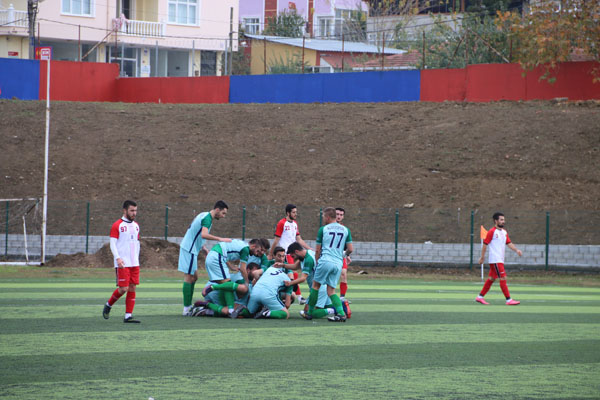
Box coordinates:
[0,267,599,399]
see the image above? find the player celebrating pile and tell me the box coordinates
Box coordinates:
[306,207,353,322]
[476,212,523,306]
[102,200,141,323]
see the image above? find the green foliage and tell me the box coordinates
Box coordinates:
[267,52,307,74]
[263,9,306,38]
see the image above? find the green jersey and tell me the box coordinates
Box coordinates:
[301,249,317,288]
[180,212,212,254]
[316,222,352,264]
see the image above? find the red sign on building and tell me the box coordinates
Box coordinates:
[35,47,52,60]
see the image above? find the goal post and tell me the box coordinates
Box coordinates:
[0,198,43,265]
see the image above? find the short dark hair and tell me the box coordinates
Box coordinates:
[287,242,303,254]
[272,246,285,255]
[249,238,264,249]
[285,204,296,214]
[335,207,345,214]
[214,200,228,210]
[247,262,260,271]
[123,200,137,209]
[493,212,504,221]
[259,238,271,251]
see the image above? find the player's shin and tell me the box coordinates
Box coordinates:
[330,294,345,317]
[269,310,288,319]
[307,288,319,315]
[182,282,194,307]
[311,308,329,319]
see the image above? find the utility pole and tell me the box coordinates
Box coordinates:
[229,7,234,75]
[27,0,39,59]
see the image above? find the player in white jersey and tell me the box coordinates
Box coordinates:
[270,204,312,303]
[476,212,523,305]
[102,200,142,323]
[179,200,231,316]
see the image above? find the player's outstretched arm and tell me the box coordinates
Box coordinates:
[200,227,231,243]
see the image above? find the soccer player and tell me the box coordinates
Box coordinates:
[336,207,352,303]
[476,212,523,306]
[179,200,231,316]
[287,242,340,319]
[245,263,292,319]
[102,200,141,323]
[203,238,267,316]
[270,204,312,303]
[306,207,353,322]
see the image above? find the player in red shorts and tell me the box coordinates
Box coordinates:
[336,207,351,303]
[102,200,142,323]
[476,212,523,306]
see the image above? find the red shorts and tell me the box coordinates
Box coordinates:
[342,258,348,270]
[115,266,140,287]
[286,254,294,264]
[488,263,507,279]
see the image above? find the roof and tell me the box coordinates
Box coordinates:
[245,34,406,55]
[355,50,421,70]
[320,53,379,69]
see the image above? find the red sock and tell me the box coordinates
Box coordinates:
[479,279,494,297]
[108,289,123,306]
[293,272,301,295]
[340,282,348,297]
[125,291,136,313]
[500,280,511,299]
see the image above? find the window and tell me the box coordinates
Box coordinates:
[334,9,362,37]
[62,0,93,16]
[243,18,260,34]
[317,17,333,38]
[201,51,216,76]
[168,0,197,25]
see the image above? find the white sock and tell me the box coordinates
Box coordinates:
[125,313,132,319]
[183,306,191,312]
[105,302,111,307]
[327,308,335,315]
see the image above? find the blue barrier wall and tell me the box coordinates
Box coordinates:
[230,70,421,103]
[0,58,39,100]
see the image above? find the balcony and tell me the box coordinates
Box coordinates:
[113,17,165,38]
[0,5,28,29]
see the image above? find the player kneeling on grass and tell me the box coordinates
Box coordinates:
[287,242,348,319]
[190,263,264,318]
[233,261,292,319]
[476,212,522,306]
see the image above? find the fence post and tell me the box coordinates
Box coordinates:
[319,208,323,227]
[85,201,90,254]
[394,209,399,267]
[164,204,169,240]
[4,201,8,258]
[545,211,550,271]
[242,206,246,240]
[469,210,474,270]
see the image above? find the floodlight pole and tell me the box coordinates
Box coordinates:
[41,57,50,265]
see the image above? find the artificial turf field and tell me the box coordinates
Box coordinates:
[0,266,599,400]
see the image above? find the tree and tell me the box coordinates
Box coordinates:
[263,9,306,38]
[497,0,600,82]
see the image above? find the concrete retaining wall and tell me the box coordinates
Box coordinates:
[1,234,598,267]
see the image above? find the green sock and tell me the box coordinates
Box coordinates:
[330,294,345,317]
[269,310,287,319]
[212,281,238,292]
[183,282,193,307]
[207,302,223,315]
[307,288,319,315]
[240,308,251,318]
[311,308,329,319]
[223,290,235,310]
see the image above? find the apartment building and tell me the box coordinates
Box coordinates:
[0,0,238,76]
[240,0,368,38]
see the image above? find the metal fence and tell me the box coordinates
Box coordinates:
[4,200,598,245]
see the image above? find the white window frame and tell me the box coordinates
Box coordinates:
[243,17,260,35]
[61,0,95,17]
[316,16,333,38]
[168,0,198,26]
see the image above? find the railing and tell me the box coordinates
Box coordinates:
[114,17,165,38]
[0,6,28,28]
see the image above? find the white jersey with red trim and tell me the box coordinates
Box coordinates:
[109,218,140,268]
[483,226,511,264]
[274,218,299,251]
